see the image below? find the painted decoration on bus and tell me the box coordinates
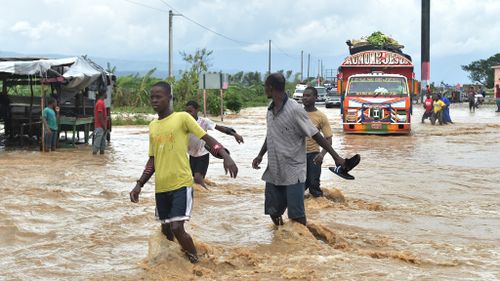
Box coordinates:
[347,77,408,96]
[342,51,412,66]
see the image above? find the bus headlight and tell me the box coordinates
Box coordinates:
[396,111,407,122]
[346,109,357,123]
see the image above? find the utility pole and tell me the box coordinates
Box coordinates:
[421,0,430,103]
[307,53,310,79]
[321,60,323,79]
[300,50,304,82]
[268,40,271,75]
[317,59,320,86]
[168,10,181,78]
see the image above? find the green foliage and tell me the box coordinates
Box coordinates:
[111,48,300,116]
[224,88,243,113]
[113,68,162,108]
[171,48,214,111]
[365,31,401,49]
[113,114,151,126]
[206,90,221,115]
[461,53,500,88]
[112,106,154,113]
[10,85,32,96]
[241,71,262,86]
[106,62,116,74]
[180,48,213,75]
[226,83,268,108]
[229,71,244,84]
[172,71,198,111]
[293,72,303,83]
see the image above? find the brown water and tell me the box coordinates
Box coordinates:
[1,103,499,281]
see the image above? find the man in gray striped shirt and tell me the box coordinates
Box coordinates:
[252,73,358,226]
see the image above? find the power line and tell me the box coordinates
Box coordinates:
[158,0,253,46]
[124,0,305,58]
[123,0,315,71]
[159,0,301,61]
[273,42,300,59]
[123,0,169,13]
[157,0,180,13]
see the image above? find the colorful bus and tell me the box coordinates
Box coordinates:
[338,50,415,134]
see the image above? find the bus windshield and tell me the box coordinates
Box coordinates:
[347,77,408,96]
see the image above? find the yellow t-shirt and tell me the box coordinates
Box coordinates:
[149,112,206,193]
[305,110,333,153]
[433,100,446,113]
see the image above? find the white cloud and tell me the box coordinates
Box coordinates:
[1,0,499,82]
[243,42,268,52]
[431,0,500,56]
[11,20,75,41]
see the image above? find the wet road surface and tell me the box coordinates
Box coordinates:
[0,103,499,280]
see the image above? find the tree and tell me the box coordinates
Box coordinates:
[461,53,500,88]
[180,48,213,75]
[173,48,214,111]
[224,90,242,113]
[229,71,244,84]
[106,62,116,74]
[293,73,302,83]
[114,68,162,108]
[242,71,262,86]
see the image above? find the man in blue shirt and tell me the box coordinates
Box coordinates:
[440,93,453,124]
[42,98,58,152]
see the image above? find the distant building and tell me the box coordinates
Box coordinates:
[492,65,500,88]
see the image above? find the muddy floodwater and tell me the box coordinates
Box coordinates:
[1,103,499,280]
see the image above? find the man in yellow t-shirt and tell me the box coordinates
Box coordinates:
[431,94,446,125]
[129,82,238,264]
[302,86,333,197]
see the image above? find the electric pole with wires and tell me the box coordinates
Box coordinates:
[168,10,182,78]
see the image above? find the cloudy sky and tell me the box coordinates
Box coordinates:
[1,0,499,84]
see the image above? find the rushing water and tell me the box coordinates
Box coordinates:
[1,103,499,280]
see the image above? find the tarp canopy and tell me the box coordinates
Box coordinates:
[0,57,77,76]
[0,56,107,91]
[62,57,104,91]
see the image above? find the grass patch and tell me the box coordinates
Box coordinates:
[112,106,154,114]
[113,115,152,126]
[242,100,269,108]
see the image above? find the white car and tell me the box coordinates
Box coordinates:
[325,88,341,108]
[315,86,327,103]
[292,84,307,102]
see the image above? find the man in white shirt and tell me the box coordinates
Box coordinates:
[185,100,244,189]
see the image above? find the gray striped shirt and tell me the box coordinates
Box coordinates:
[262,95,318,185]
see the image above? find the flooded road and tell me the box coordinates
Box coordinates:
[1,103,499,280]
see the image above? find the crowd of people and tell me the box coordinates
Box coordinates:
[129,74,360,263]
[40,88,109,154]
[420,83,500,126]
[38,76,500,265]
[421,92,453,125]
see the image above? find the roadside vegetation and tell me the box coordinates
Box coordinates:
[13,48,497,126]
[461,53,500,88]
[111,48,308,125]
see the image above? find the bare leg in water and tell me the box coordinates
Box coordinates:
[161,221,198,263]
[161,223,174,241]
[193,172,208,189]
